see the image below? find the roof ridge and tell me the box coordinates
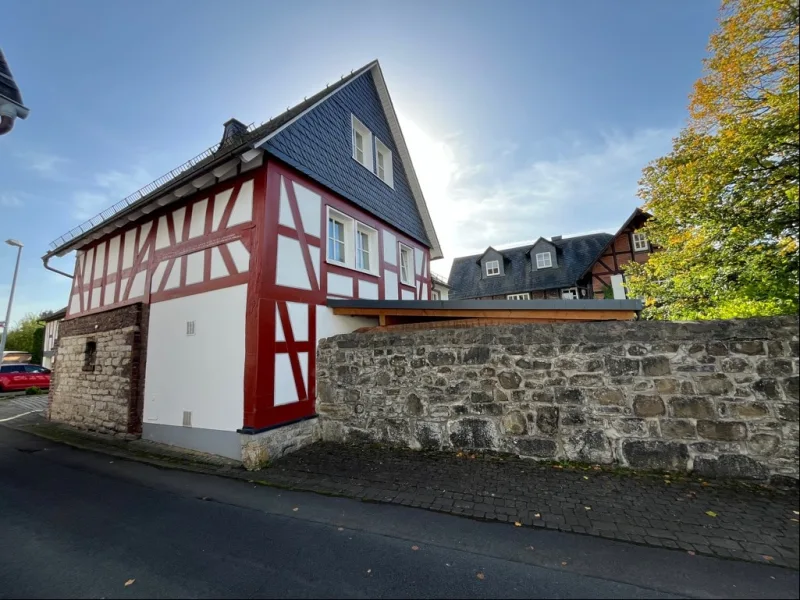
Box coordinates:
[453,231,613,262]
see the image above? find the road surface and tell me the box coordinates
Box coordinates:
[0,425,797,599]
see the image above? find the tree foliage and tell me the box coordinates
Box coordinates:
[4,313,46,356]
[626,0,799,320]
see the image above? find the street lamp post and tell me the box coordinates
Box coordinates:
[0,239,24,361]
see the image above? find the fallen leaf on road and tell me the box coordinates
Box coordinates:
[701,481,709,487]
[292,507,299,512]
[687,551,695,556]
[337,527,344,531]
[763,555,774,562]
[561,561,568,566]
[367,569,372,574]
[514,521,522,527]
[411,545,419,551]
[124,579,135,587]
[552,465,563,470]
[534,513,541,518]
[583,476,589,480]
[584,506,591,511]
[527,546,535,551]
[791,519,799,523]
[592,465,601,471]
[793,510,799,515]
[476,572,485,580]
[705,511,717,518]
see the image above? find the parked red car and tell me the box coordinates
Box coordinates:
[0,364,51,392]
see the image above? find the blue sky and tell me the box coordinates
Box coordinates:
[1,0,720,323]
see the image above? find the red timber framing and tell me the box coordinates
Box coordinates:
[65,169,260,320]
[242,159,431,431]
[589,211,652,298]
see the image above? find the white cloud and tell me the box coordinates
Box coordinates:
[71,166,153,221]
[16,151,69,177]
[400,118,675,278]
[0,193,23,208]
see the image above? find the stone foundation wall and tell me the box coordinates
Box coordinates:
[48,303,148,437]
[317,316,799,481]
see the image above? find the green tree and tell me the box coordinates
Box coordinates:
[4,313,46,356]
[626,0,799,320]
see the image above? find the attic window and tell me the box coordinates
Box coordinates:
[536,252,552,269]
[507,293,530,300]
[632,232,649,252]
[485,260,500,276]
[351,115,373,170]
[375,138,394,188]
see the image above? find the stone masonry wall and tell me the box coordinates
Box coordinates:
[48,303,147,437]
[317,316,799,482]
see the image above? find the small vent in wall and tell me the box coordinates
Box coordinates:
[182,411,192,427]
[186,321,196,336]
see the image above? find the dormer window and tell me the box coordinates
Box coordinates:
[632,232,649,252]
[485,260,500,276]
[351,115,373,170]
[375,138,394,188]
[536,252,552,269]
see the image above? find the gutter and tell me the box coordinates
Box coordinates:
[42,255,74,279]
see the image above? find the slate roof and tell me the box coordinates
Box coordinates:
[0,48,28,114]
[447,233,613,300]
[262,69,429,246]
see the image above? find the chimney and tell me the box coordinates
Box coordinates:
[551,235,563,242]
[220,118,248,147]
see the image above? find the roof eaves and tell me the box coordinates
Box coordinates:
[578,208,650,280]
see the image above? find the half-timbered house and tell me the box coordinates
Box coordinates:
[43,60,441,466]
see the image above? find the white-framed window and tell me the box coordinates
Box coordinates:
[561,287,579,300]
[399,243,414,285]
[351,115,373,170]
[431,289,441,301]
[536,252,552,269]
[485,260,500,276]
[632,232,649,252]
[375,138,394,188]
[507,293,530,300]
[327,207,354,266]
[355,222,378,274]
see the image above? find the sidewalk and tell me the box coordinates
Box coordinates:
[10,418,799,570]
[264,443,799,569]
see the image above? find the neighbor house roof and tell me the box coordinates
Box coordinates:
[448,233,613,300]
[46,60,442,259]
[578,208,652,280]
[42,307,68,322]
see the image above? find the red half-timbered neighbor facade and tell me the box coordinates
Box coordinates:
[584,208,653,299]
[43,60,441,467]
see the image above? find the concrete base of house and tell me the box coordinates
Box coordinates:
[142,417,320,469]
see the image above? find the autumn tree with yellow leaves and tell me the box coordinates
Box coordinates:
[626,0,799,319]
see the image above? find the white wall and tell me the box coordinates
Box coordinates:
[143,284,247,432]
[316,306,377,341]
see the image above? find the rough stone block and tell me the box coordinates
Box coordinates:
[693,455,768,480]
[757,359,794,378]
[554,388,584,404]
[536,406,559,436]
[511,437,557,457]
[515,359,551,370]
[696,374,734,396]
[642,356,671,377]
[463,347,490,365]
[781,376,799,400]
[413,422,445,450]
[565,430,613,463]
[569,374,604,387]
[777,403,799,422]
[604,356,640,377]
[590,388,625,406]
[633,396,666,417]
[730,341,765,355]
[654,378,679,394]
[697,420,748,441]
[731,402,770,419]
[661,419,696,439]
[623,440,689,471]
[427,351,455,366]
[561,408,586,427]
[671,397,715,419]
[498,371,522,389]
[502,411,527,435]
[406,394,424,416]
[448,418,499,450]
[748,434,780,455]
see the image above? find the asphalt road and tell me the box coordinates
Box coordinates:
[0,426,797,599]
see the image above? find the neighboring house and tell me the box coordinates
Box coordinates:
[447,209,653,301]
[42,307,67,370]
[583,208,652,299]
[0,48,30,135]
[448,233,612,301]
[42,60,441,464]
[431,273,451,300]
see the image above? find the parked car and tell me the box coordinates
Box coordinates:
[0,364,51,392]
